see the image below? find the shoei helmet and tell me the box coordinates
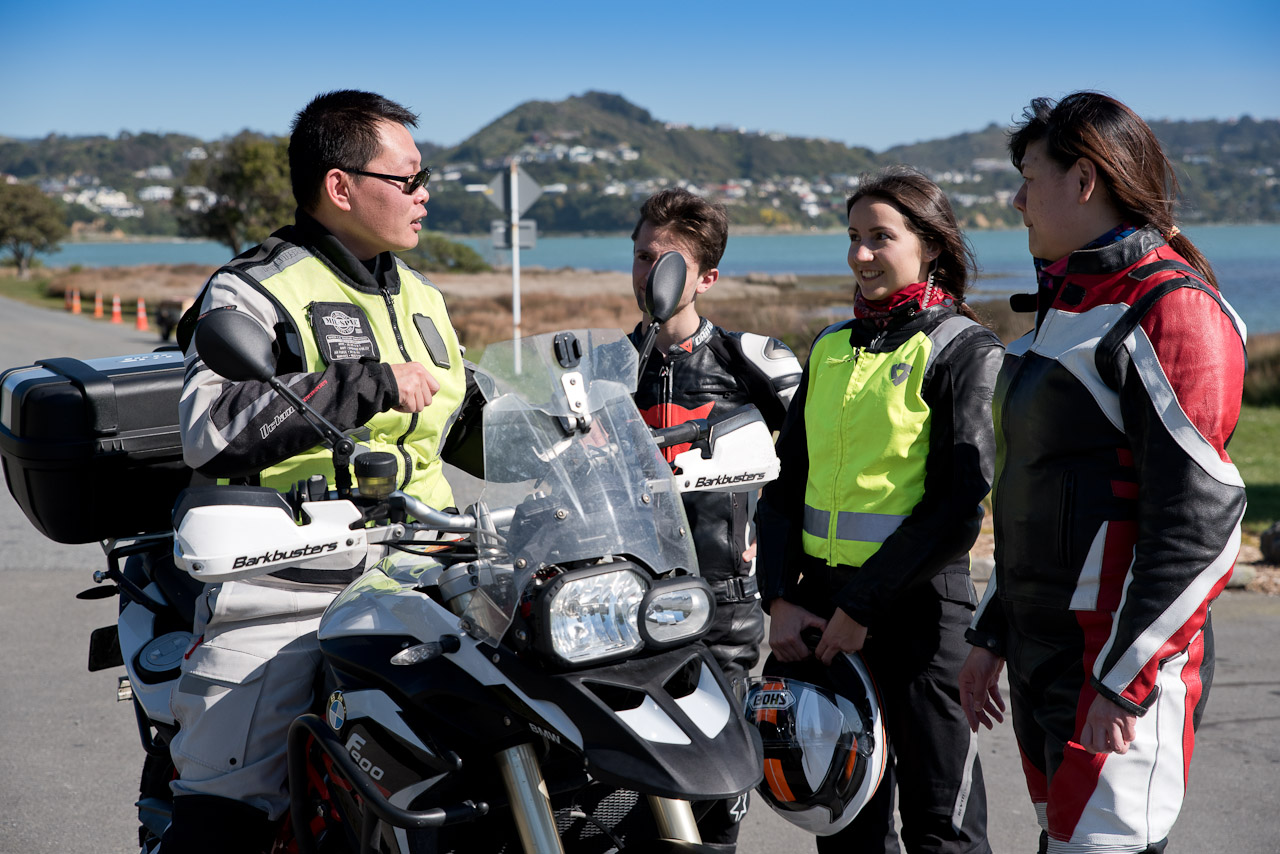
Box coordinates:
[744,652,887,835]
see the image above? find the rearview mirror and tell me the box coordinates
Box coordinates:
[194,308,275,382]
[645,251,686,323]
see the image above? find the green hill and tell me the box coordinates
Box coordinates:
[2,93,1276,236]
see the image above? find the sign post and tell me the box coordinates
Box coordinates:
[485,165,542,365]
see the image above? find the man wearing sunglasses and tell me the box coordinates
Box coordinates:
[164,90,480,854]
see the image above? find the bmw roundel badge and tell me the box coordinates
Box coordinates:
[327,691,347,731]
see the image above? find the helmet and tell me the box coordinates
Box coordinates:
[743,652,887,835]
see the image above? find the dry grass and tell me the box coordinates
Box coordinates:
[43,264,215,304]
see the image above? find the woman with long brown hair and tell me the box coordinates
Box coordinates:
[960,92,1247,854]
[757,166,1002,852]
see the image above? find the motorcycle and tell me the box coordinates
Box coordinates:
[46,255,781,853]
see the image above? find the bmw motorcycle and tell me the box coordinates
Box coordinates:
[79,285,780,853]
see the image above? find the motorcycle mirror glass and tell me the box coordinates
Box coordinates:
[194,308,276,382]
[645,251,687,324]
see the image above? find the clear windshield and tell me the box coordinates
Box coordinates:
[459,330,698,643]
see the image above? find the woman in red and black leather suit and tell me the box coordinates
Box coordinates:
[959,92,1247,854]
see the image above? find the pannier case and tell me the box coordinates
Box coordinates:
[0,351,192,544]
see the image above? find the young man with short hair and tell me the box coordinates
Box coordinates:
[629,187,801,847]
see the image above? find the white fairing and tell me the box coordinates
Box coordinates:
[672,416,780,494]
[173,500,367,582]
[117,583,184,726]
[617,662,732,745]
[319,564,587,751]
[673,662,732,739]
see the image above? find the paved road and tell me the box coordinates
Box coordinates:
[2,297,1277,852]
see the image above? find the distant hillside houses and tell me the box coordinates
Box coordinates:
[486,140,641,171]
[138,185,174,202]
[65,186,142,218]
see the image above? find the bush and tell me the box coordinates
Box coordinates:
[399,232,491,274]
[1244,333,1280,407]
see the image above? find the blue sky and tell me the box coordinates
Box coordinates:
[3,0,1277,152]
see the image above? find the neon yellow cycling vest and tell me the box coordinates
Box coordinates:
[250,253,465,510]
[801,316,973,567]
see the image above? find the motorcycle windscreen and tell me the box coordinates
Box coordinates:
[463,330,699,643]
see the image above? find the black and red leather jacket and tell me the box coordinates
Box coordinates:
[629,318,801,596]
[968,226,1247,717]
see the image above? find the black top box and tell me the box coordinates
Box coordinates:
[1,351,193,544]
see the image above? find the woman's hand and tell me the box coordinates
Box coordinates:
[1080,694,1138,754]
[959,647,1006,732]
[814,609,867,665]
[767,599,828,662]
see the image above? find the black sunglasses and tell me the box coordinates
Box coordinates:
[343,166,432,194]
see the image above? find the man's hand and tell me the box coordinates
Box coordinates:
[390,362,440,413]
[814,608,867,665]
[959,647,1006,732]
[767,599,828,662]
[1080,693,1138,754]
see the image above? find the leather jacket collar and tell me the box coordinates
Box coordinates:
[1044,225,1165,278]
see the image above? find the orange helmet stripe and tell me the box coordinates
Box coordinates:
[764,757,796,803]
[841,735,859,782]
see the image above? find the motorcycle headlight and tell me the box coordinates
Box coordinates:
[539,566,647,666]
[639,579,715,649]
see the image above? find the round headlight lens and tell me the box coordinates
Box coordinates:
[642,584,713,646]
[547,568,646,664]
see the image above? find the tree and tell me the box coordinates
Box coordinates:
[0,182,69,278]
[399,231,491,273]
[181,132,292,254]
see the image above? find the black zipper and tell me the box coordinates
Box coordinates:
[381,287,417,490]
[1058,471,1076,568]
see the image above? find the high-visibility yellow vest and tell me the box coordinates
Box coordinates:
[802,316,974,567]
[247,252,465,511]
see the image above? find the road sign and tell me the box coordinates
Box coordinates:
[491,219,537,250]
[486,166,543,217]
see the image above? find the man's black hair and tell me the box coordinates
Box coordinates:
[289,90,419,212]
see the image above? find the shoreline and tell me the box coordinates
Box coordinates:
[52,218,1276,247]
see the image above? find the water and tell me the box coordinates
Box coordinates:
[34,224,1278,333]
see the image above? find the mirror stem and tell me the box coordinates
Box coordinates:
[635,320,661,381]
[267,376,357,499]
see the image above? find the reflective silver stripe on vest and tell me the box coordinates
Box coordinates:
[803,505,831,539]
[835,511,908,542]
[803,505,908,544]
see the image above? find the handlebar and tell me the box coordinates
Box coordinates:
[651,419,707,450]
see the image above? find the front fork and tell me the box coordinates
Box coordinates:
[495,744,703,853]
[648,795,702,842]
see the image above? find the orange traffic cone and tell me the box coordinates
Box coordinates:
[136,298,149,332]
[71,289,81,314]
[93,291,104,318]
[110,295,123,324]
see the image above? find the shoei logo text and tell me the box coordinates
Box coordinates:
[323,311,361,336]
[750,689,796,710]
[232,542,339,569]
[694,471,765,488]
